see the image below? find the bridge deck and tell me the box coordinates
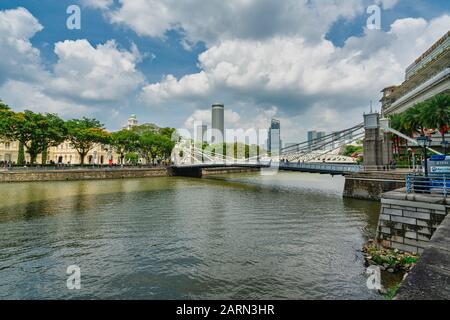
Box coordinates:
[172,162,362,175]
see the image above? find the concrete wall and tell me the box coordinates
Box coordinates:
[377,190,449,254]
[0,168,168,183]
[343,172,406,201]
[202,167,260,176]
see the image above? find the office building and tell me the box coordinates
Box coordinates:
[267,119,281,156]
[211,103,224,144]
[196,124,208,144]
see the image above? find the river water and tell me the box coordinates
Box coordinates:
[0,172,381,299]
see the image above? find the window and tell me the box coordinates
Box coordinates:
[5,142,10,150]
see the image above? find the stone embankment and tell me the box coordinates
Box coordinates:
[0,168,168,182]
[0,166,262,182]
[377,189,449,254]
[343,171,406,201]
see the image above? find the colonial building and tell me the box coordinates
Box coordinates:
[0,116,140,165]
[381,31,450,116]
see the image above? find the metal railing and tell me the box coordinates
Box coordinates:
[279,162,363,173]
[406,174,450,197]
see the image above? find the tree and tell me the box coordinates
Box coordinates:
[111,129,140,165]
[401,103,427,136]
[422,94,450,153]
[138,130,159,164]
[8,111,38,164]
[66,118,111,165]
[0,101,12,142]
[29,113,67,164]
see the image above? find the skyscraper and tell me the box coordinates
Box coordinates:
[307,130,327,150]
[211,103,224,144]
[267,119,281,156]
[196,124,208,144]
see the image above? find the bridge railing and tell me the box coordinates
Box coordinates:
[279,162,363,173]
[406,174,450,197]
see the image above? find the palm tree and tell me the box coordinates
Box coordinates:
[388,113,402,156]
[402,102,428,136]
[422,94,450,154]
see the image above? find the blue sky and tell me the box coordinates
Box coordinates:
[0,0,448,142]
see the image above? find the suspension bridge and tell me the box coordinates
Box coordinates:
[170,113,444,177]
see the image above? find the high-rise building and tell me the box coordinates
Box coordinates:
[196,124,208,144]
[307,130,327,150]
[267,119,281,156]
[211,103,224,144]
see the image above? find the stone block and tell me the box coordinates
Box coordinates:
[404,231,417,240]
[391,235,404,243]
[391,216,416,225]
[417,233,431,241]
[379,214,391,221]
[383,208,403,216]
[416,219,428,227]
[416,208,432,213]
[381,227,391,234]
[418,227,432,235]
[404,238,429,248]
[391,242,418,254]
[403,210,430,220]
[433,210,447,216]
[381,198,446,211]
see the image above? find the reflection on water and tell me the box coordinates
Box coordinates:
[0,172,381,299]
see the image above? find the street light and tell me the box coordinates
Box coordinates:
[417,135,432,176]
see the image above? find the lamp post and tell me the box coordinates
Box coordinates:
[417,135,432,177]
[441,140,449,156]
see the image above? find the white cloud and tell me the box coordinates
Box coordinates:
[144,14,450,142]
[81,0,114,9]
[0,7,146,121]
[106,0,364,45]
[0,7,45,85]
[49,39,144,102]
[0,80,92,117]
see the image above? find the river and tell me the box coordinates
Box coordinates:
[0,172,381,299]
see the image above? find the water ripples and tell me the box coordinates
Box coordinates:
[0,173,381,299]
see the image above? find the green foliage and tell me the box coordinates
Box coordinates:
[125,152,139,165]
[138,130,175,164]
[343,145,363,157]
[111,129,140,164]
[363,244,418,272]
[65,118,111,165]
[422,94,450,138]
[2,101,176,165]
[384,284,401,300]
[388,93,450,156]
[402,103,427,135]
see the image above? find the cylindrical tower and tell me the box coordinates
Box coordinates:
[211,103,224,144]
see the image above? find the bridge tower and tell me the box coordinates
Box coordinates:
[363,112,392,169]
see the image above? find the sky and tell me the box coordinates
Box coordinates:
[0,0,449,143]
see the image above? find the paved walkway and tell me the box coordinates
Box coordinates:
[396,212,450,300]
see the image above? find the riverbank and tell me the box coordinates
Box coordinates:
[0,167,168,182]
[343,171,407,201]
[0,166,262,183]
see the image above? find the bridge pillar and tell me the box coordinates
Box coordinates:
[363,112,391,170]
